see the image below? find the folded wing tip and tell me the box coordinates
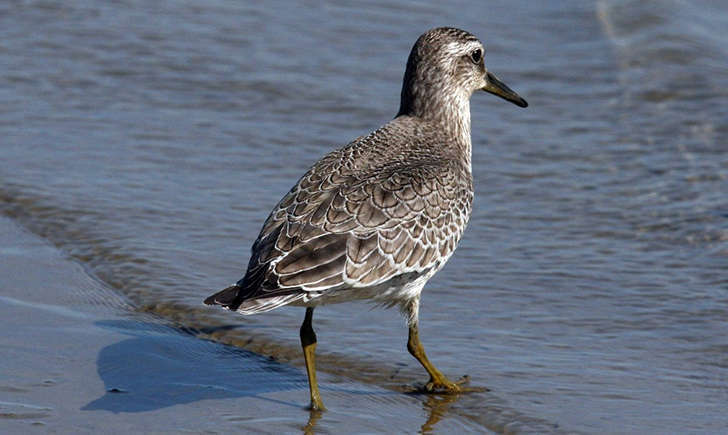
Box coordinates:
[204,284,241,307]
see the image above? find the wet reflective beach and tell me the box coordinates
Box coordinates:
[1,0,727,432]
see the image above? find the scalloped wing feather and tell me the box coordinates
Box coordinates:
[207,123,473,312]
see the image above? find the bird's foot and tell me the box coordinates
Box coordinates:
[419,375,489,394]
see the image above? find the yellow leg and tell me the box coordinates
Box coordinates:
[300,307,325,411]
[407,322,463,393]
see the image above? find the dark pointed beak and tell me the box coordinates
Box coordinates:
[482,70,528,108]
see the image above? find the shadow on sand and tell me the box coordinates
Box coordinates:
[82,319,306,413]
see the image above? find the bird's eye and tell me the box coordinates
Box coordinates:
[470,49,482,64]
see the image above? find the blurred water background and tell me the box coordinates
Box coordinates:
[1,0,727,432]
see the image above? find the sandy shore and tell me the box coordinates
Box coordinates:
[0,213,564,433]
[1,215,484,434]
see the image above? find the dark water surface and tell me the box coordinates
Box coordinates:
[2,0,727,432]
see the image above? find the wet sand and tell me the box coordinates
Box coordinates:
[0,215,483,433]
[2,215,567,434]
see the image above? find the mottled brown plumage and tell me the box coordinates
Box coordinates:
[205,27,527,410]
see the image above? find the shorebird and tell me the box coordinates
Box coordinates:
[205,27,527,411]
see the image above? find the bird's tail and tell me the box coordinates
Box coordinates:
[204,284,304,314]
[203,284,241,309]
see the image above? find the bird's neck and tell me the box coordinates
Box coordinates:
[397,89,473,170]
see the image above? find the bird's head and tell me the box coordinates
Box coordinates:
[398,27,527,118]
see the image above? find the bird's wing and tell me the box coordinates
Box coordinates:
[219,153,472,310]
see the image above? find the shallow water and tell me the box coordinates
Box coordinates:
[2,0,727,432]
[1,216,465,434]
